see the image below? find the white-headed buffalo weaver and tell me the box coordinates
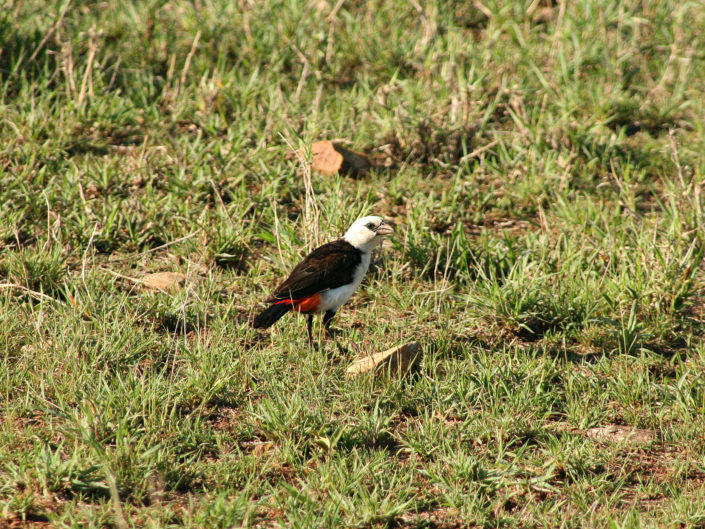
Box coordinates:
[252,216,393,345]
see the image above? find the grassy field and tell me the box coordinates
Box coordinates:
[2,0,705,527]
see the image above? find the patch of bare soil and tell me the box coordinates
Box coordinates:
[618,444,705,511]
[465,217,537,237]
[397,507,467,529]
[547,422,705,511]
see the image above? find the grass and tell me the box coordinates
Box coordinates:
[2,0,705,526]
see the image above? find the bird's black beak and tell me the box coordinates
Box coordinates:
[376,221,394,236]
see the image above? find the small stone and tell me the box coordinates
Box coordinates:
[311,141,371,177]
[346,342,421,377]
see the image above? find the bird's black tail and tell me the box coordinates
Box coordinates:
[252,303,291,329]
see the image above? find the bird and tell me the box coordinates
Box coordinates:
[252,216,393,347]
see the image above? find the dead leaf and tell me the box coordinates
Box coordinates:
[250,441,274,456]
[531,7,556,23]
[311,141,371,177]
[20,340,55,355]
[346,342,421,377]
[313,0,331,15]
[585,425,655,444]
[140,272,186,292]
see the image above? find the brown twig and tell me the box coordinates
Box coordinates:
[0,283,62,303]
[28,0,72,64]
[181,30,202,87]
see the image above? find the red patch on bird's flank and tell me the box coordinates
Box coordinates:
[275,294,321,313]
[295,294,321,312]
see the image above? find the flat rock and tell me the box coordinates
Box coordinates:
[140,272,186,292]
[585,425,655,444]
[346,342,421,377]
[311,141,371,177]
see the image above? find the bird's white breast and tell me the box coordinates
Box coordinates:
[317,251,371,313]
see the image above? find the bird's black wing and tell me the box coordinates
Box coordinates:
[266,239,362,302]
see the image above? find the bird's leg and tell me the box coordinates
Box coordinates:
[323,311,350,355]
[307,314,317,349]
[322,310,336,338]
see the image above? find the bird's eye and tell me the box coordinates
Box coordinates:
[365,222,376,231]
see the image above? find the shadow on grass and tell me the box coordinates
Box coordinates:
[0,22,58,97]
[336,431,403,455]
[373,120,477,170]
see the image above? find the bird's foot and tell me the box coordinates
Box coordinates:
[332,337,348,356]
[324,327,359,356]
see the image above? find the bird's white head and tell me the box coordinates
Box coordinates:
[343,216,394,251]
